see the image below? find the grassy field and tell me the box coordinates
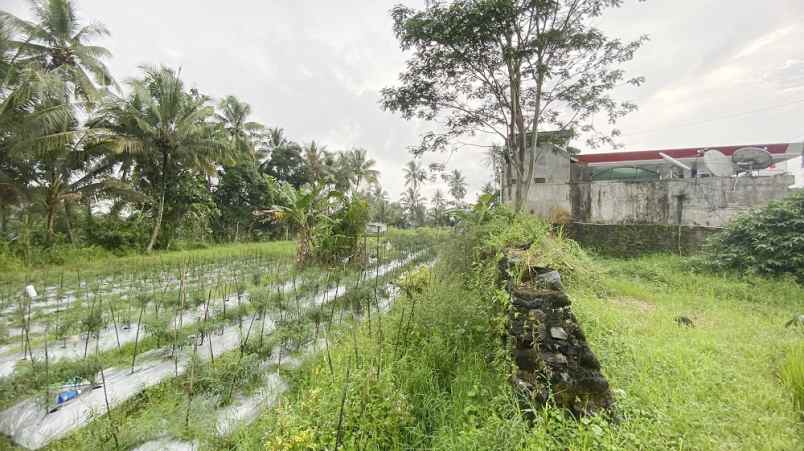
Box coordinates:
[0,241,297,285]
[0,230,801,450]
[237,252,803,450]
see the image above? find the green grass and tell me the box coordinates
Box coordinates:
[572,255,803,450]
[0,240,296,285]
[780,342,804,414]
[236,252,803,450]
[2,229,801,450]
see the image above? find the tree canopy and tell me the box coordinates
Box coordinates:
[383,0,646,211]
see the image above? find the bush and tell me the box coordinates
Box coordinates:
[448,201,594,285]
[313,197,370,264]
[703,190,804,280]
[85,214,149,252]
[0,241,23,273]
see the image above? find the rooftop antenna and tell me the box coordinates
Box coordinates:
[659,152,691,173]
[702,149,735,177]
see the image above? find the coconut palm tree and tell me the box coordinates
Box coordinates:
[430,189,447,226]
[402,159,426,191]
[1,0,117,105]
[346,148,379,194]
[400,186,424,227]
[265,127,287,150]
[368,184,388,223]
[303,141,328,180]
[38,125,141,241]
[447,169,467,207]
[96,65,225,252]
[215,95,264,160]
[1,63,95,243]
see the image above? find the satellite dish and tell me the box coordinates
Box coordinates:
[703,149,735,177]
[732,147,772,171]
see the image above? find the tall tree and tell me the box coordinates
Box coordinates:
[447,169,468,207]
[382,0,645,211]
[430,189,448,226]
[263,142,310,189]
[368,184,389,223]
[303,141,328,180]
[213,95,272,241]
[402,160,426,191]
[213,163,276,241]
[1,0,117,105]
[401,159,427,226]
[96,66,225,252]
[1,0,120,243]
[344,148,379,195]
[215,95,264,160]
[400,186,424,227]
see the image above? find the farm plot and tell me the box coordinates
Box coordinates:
[0,233,438,450]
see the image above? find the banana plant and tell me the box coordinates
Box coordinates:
[256,182,342,265]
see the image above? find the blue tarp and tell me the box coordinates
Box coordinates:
[56,389,79,404]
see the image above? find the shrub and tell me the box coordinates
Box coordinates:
[703,190,804,280]
[313,196,370,264]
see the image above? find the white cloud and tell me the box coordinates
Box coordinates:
[3,0,804,199]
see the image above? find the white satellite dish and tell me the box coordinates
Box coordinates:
[703,149,735,177]
[732,147,772,171]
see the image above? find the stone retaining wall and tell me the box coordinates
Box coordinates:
[500,250,613,416]
[563,222,721,256]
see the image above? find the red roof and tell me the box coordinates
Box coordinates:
[577,143,792,164]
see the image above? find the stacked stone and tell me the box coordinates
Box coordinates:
[502,252,613,417]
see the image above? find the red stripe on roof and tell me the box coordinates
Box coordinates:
[576,143,791,164]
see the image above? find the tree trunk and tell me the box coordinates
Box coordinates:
[146,190,165,253]
[63,202,75,244]
[0,204,7,236]
[46,201,57,243]
[522,64,546,215]
[146,151,169,253]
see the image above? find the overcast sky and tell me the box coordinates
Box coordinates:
[4,0,804,197]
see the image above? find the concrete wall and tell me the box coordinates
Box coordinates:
[508,146,575,218]
[571,175,794,227]
[524,174,795,227]
[532,147,573,183]
[524,183,572,218]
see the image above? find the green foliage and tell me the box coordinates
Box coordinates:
[780,342,804,414]
[703,190,804,280]
[262,144,311,189]
[84,214,149,252]
[245,264,494,451]
[242,245,804,450]
[191,352,263,406]
[269,182,373,266]
[313,196,370,264]
[213,163,278,241]
[448,200,593,285]
[396,264,432,296]
[1,1,390,259]
[382,0,646,211]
